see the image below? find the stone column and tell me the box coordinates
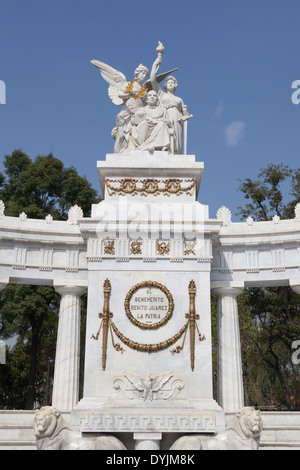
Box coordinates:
[134,433,161,450]
[212,285,244,412]
[52,285,87,411]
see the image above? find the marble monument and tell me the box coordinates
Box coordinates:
[2,41,300,451]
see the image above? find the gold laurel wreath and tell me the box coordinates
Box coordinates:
[126,78,147,100]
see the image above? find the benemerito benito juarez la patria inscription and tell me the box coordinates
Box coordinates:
[124,281,174,329]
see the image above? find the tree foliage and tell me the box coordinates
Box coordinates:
[0,150,100,409]
[237,163,300,221]
[236,163,300,409]
[0,150,100,219]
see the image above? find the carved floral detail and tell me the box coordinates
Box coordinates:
[19,212,27,222]
[216,206,232,226]
[45,214,53,224]
[67,205,83,225]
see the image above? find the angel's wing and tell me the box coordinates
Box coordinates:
[91,60,127,105]
[151,371,174,392]
[124,371,145,392]
[145,68,178,91]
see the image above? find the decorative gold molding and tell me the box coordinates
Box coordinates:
[157,241,170,256]
[188,280,197,371]
[130,240,142,255]
[91,280,205,371]
[91,279,124,370]
[105,178,196,197]
[103,240,115,255]
[171,280,206,371]
[124,280,174,329]
[110,320,188,353]
[184,240,196,256]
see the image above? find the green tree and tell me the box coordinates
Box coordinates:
[0,149,100,218]
[0,150,100,409]
[237,163,300,409]
[237,163,300,221]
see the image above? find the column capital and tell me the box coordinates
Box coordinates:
[211,281,244,297]
[54,280,87,297]
[290,280,300,295]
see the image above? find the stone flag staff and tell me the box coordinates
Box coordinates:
[91,41,192,154]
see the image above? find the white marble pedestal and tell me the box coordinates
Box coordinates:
[72,151,224,449]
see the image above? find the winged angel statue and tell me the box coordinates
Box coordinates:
[91,42,192,154]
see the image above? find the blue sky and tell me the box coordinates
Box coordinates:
[0,0,299,221]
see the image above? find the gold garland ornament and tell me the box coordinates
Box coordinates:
[126,78,147,100]
[124,280,174,330]
[91,279,206,371]
[105,177,196,198]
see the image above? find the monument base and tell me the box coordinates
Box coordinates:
[74,150,224,450]
[70,396,225,450]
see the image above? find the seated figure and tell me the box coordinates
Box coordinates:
[131,90,173,152]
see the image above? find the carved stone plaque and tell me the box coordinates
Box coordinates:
[124,281,174,329]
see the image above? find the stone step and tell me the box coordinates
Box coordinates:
[0,410,35,426]
[0,441,36,450]
[260,441,300,450]
[1,410,300,450]
[261,425,300,444]
[0,424,35,442]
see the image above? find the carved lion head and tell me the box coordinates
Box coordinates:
[233,406,263,439]
[33,406,65,438]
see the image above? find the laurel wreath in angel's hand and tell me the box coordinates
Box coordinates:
[91,59,178,105]
[126,78,147,100]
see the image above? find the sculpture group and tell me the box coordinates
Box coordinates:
[91,42,192,154]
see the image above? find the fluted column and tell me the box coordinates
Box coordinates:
[134,433,161,450]
[212,285,244,412]
[52,285,87,411]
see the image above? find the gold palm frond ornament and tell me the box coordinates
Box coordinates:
[91,279,125,370]
[170,280,206,371]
